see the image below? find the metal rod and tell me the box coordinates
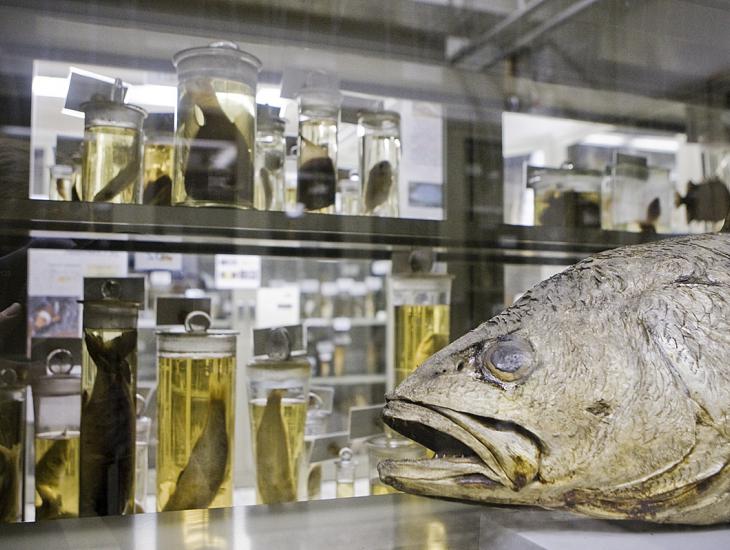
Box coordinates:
[479,0,604,70]
[449,0,551,65]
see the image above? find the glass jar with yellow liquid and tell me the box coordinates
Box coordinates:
[172,41,262,208]
[0,365,26,523]
[358,110,401,217]
[79,277,143,517]
[31,349,81,521]
[246,326,311,504]
[81,80,147,204]
[389,272,452,390]
[156,311,237,512]
[296,72,342,213]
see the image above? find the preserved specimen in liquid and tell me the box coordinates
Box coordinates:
[157,355,235,511]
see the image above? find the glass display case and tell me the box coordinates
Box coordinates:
[2,0,730,543]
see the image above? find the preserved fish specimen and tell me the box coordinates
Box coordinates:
[80,328,136,516]
[157,356,234,511]
[250,389,307,504]
[382,227,730,525]
[297,132,337,212]
[359,110,401,217]
[296,74,341,213]
[174,78,255,207]
[143,143,173,205]
[172,43,261,208]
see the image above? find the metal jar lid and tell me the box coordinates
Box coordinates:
[157,311,238,356]
[31,349,80,398]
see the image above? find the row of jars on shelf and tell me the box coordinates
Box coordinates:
[0,270,452,522]
[49,41,401,217]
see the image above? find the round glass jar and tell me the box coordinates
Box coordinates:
[79,296,140,517]
[81,100,147,204]
[358,110,401,217]
[296,77,342,213]
[388,274,452,390]
[155,313,238,512]
[246,353,311,504]
[32,350,81,520]
[172,41,262,208]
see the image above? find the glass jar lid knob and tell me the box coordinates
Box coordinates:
[337,447,353,464]
[101,279,122,300]
[184,310,212,333]
[0,367,17,387]
[46,348,74,375]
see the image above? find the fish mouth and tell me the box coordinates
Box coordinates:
[380,399,541,493]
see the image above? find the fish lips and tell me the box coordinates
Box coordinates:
[380,400,541,492]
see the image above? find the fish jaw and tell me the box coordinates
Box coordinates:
[380,399,543,501]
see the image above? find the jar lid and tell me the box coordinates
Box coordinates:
[357,110,400,128]
[157,311,238,354]
[32,349,80,397]
[296,71,342,108]
[82,277,145,304]
[81,80,147,130]
[173,41,262,77]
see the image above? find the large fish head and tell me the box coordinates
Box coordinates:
[380,249,704,512]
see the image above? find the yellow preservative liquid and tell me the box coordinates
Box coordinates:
[250,395,308,504]
[156,355,235,512]
[394,304,450,387]
[35,430,80,520]
[82,126,140,203]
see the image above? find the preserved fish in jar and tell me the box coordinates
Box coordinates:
[172,42,261,208]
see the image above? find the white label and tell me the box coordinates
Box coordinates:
[214,255,261,289]
[255,287,300,328]
[28,249,128,297]
[134,252,183,272]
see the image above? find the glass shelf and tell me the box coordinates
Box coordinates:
[1,199,677,262]
[1,493,728,549]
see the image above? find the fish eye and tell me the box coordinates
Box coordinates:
[482,336,535,383]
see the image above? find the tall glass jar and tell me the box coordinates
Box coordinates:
[79,278,142,517]
[255,107,286,211]
[296,75,342,213]
[142,113,174,206]
[81,85,147,204]
[31,349,81,520]
[172,41,262,208]
[0,367,25,523]
[358,110,401,217]
[246,327,311,504]
[388,274,452,390]
[156,312,237,512]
